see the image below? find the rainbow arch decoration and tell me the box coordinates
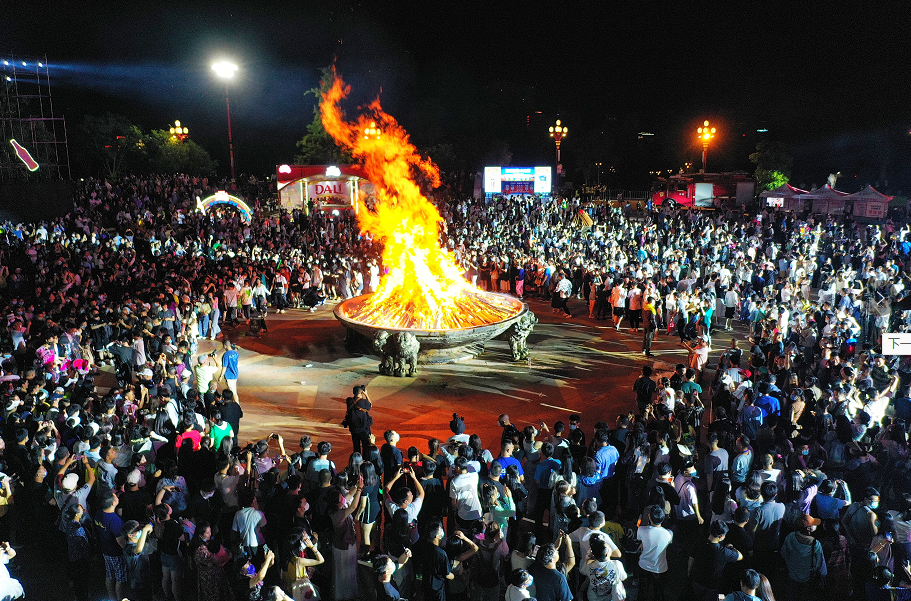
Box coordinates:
[196,191,253,222]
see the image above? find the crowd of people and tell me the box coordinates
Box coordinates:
[1,172,911,601]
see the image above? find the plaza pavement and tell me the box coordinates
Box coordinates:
[204,296,737,459]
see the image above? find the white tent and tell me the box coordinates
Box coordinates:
[799,184,849,215]
[846,185,893,219]
[759,183,809,211]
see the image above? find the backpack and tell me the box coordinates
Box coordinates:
[346,402,373,432]
[474,545,500,588]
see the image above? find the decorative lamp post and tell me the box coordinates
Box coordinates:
[169,120,189,142]
[212,61,238,180]
[549,119,567,171]
[363,121,382,140]
[697,120,716,173]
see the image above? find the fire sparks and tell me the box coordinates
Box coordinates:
[320,70,520,330]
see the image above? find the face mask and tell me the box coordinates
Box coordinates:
[202,491,215,500]
[569,424,577,431]
[801,449,809,456]
[870,501,879,510]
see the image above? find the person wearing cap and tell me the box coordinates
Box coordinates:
[118,469,152,523]
[380,431,403,484]
[55,454,96,522]
[780,513,827,597]
[674,460,704,555]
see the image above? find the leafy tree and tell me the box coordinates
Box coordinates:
[294,67,352,165]
[750,141,793,190]
[146,130,217,176]
[78,113,147,178]
[424,143,457,173]
[482,139,512,167]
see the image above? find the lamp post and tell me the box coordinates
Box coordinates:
[212,61,238,180]
[549,120,567,193]
[697,120,716,173]
[549,119,567,168]
[169,120,189,142]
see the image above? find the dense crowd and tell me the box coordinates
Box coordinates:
[1,173,911,601]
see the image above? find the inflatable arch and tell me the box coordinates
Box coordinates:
[196,191,253,222]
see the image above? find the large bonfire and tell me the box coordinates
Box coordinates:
[321,70,519,330]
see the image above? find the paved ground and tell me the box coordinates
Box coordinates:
[206,295,739,459]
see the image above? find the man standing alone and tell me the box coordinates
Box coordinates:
[344,385,373,456]
[222,340,240,402]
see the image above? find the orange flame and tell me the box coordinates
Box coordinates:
[320,71,519,330]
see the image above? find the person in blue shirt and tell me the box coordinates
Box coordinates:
[95,494,127,601]
[754,382,781,419]
[532,443,561,538]
[493,439,524,480]
[221,340,240,401]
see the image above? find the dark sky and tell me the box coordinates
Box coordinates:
[3,1,910,190]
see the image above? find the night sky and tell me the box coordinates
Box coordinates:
[3,2,910,190]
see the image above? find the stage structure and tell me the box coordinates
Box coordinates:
[0,55,70,182]
[276,164,376,214]
[484,166,552,197]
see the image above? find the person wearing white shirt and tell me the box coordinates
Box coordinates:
[450,457,482,531]
[569,511,620,565]
[724,287,739,331]
[384,467,425,544]
[637,505,673,598]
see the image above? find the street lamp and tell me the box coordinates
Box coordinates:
[212,61,238,180]
[169,120,189,142]
[549,119,567,170]
[697,120,716,173]
[363,121,382,140]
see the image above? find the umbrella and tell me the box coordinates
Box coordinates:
[572,210,594,229]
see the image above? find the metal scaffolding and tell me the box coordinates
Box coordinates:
[0,54,70,181]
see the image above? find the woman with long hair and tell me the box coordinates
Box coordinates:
[551,479,576,541]
[710,479,737,524]
[189,522,233,601]
[328,477,364,601]
[344,452,363,482]
[756,573,776,601]
[383,508,416,599]
[481,483,516,539]
[357,461,381,559]
[282,528,324,601]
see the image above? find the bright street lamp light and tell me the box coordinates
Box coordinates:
[697,120,716,173]
[211,62,238,79]
[212,61,238,179]
[169,120,189,142]
[549,120,567,192]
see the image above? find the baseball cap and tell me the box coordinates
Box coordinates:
[140,368,153,377]
[126,469,142,485]
[796,514,821,529]
[62,473,79,491]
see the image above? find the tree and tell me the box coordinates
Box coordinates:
[146,130,217,176]
[750,141,793,190]
[78,113,147,178]
[294,67,352,165]
[482,139,512,167]
[424,143,457,173]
